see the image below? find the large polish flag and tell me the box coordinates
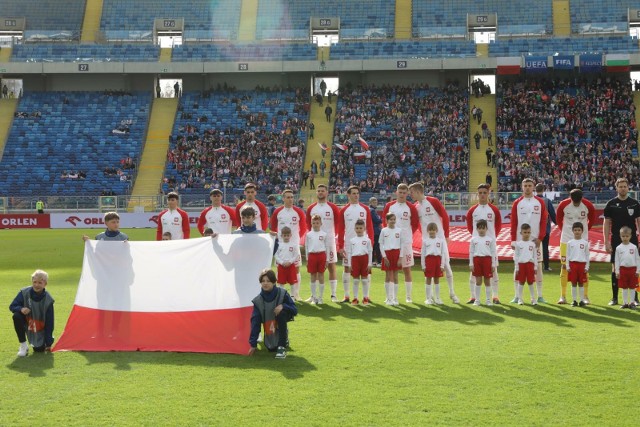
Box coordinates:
[53,235,274,354]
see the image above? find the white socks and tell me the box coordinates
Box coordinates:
[491,275,499,299]
[405,281,413,300]
[342,272,350,297]
[352,279,360,299]
[362,279,370,298]
[329,279,337,296]
[310,281,317,299]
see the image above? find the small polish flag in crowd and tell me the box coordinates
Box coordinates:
[213,147,226,153]
[358,136,369,150]
[335,143,348,151]
[353,152,366,158]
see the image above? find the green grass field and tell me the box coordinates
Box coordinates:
[1,228,638,426]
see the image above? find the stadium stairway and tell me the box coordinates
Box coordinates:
[395,0,412,39]
[159,48,172,62]
[238,0,258,41]
[81,0,104,43]
[0,46,11,62]
[476,43,488,57]
[0,99,18,161]
[468,94,496,192]
[128,98,178,211]
[552,0,571,36]
[318,45,330,61]
[299,95,337,201]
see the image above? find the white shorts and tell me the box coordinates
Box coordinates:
[400,243,415,268]
[442,239,451,267]
[342,247,352,267]
[326,234,338,264]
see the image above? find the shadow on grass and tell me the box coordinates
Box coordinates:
[77,350,316,379]
[6,352,54,377]
[298,301,506,325]
[494,301,638,328]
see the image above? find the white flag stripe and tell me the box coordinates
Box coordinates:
[76,235,274,312]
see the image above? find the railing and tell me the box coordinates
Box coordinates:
[1,191,628,214]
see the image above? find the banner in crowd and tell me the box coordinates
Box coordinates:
[552,55,574,70]
[414,226,608,262]
[606,54,630,73]
[524,56,548,73]
[496,57,521,75]
[0,214,50,229]
[53,235,275,354]
[579,54,602,73]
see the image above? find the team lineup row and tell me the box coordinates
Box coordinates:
[146,177,639,308]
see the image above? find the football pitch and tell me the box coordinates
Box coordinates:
[1,228,638,426]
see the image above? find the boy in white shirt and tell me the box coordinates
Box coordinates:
[349,219,373,305]
[614,226,640,309]
[305,215,330,304]
[565,222,590,307]
[275,227,302,301]
[421,223,446,305]
[378,213,403,306]
[469,220,497,306]
[513,223,538,305]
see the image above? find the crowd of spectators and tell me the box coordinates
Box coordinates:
[165,87,308,195]
[495,76,640,192]
[330,83,469,195]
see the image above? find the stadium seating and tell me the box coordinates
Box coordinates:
[3,0,85,41]
[11,44,160,62]
[489,35,639,56]
[332,85,469,194]
[0,92,151,196]
[495,78,638,192]
[256,0,395,40]
[570,0,635,34]
[164,89,308,195]
[412,0,552,38]
[330,40,477,59]
[100,0,240,40]
[171,43,317,62]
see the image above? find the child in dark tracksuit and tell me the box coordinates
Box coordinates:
[248,269,297,359]
[10,269,55,357]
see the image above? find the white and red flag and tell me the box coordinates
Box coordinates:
[334,143,348,151]
[358,136,369,150]
[213,147,226,153]
[53,235,274,354]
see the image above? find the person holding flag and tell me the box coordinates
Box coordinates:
[197,188,237,235]
[235,183,269,231]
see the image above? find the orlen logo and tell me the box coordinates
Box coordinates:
[66,216,83,226]
[66,216,105,226]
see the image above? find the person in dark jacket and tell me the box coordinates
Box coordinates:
[10,269,55,357]
[369,197,383,266]
[536,183,557,271]
[248,269,297,359]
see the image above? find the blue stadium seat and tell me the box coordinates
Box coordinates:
[0,92,151,196]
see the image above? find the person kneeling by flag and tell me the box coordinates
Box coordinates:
[248,269,297,359]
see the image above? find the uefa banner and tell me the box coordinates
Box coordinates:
[524,56,548,73]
